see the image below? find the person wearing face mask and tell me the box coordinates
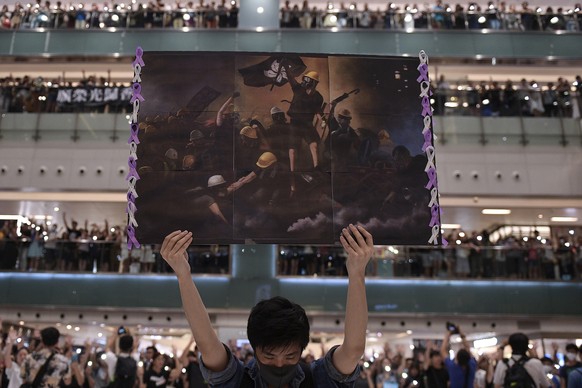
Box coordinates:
[539,357,560,388]
[560,344,582,388]
[328,103,360,171]
[282,63,325,193]
[160,224,374,387]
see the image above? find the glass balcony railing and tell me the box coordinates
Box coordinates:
[1,238,580,282]
[0,111,580,146]
[0,238,230,274]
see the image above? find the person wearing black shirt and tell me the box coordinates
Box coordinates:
[426,350,450,388]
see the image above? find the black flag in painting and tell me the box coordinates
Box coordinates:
[238,55,307,88]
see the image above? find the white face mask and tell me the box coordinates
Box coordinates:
[543,365,553,374]
[566,352,578,361]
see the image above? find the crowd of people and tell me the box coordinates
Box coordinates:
[280,229,582,281]
[0,324,213,387]
[280,0,582,31]
[0,216,230,275]
[1,74,580,119]
[358,328,582,388]
[1,225,581,388]
[1,0,582,31]
[1,323,581,388]
[0,0,239,30]
[434,76,582,118]
[1,216,580,281]
[0,75,132,114]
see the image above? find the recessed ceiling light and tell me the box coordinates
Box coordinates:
[482,209,511,215]
[441,223,461,229]
[550,217,578,222]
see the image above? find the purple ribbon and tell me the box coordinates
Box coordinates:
[130,83,144,103]
[132,46,144,67]
[128,123,140,145]
[421,96,432,116]
[126,157,140,181]
[416,63,429,83]
[422,129,432,151]
[127,225,141,250]
[425,168,437,190]
[429,206,439,227]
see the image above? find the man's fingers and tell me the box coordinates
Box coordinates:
[340,235,356,256]
[161,232,179,254]
[172,232,192,255]
[349,224,366,247]
[357,225,374,247]
[162,230,190,258]
[342,227,365,257]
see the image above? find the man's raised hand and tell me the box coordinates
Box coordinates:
[161,230,193,276]
[340,224,374,276]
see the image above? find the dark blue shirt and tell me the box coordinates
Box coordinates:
[199,345,359,387]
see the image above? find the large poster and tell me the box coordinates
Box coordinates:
[128,51,442,246]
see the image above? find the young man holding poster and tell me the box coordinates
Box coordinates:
[160,224,374,387]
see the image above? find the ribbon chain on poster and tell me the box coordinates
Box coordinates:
[127,46,143,250]
[417,50,447,247]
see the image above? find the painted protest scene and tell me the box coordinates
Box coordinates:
[132,51,441,245]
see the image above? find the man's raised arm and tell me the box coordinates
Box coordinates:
[332,224,374,375]
[160,230,227,372]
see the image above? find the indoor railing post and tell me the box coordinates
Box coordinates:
[71,112,80,142]
[558,116,568,147]
[33,112,42,141]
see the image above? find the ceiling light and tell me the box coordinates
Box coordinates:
[482,209,511,215]
[474,337,498,348]
[551,217,578,222]
[441,223,461,229]
[0,214,23,220]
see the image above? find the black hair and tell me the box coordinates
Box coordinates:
[457,349,470,367]
[508,333,529,355]
[40,327,60,347]
[540,357,553,364]
[430,350,441,358]
[566,343,579,353]
[247,296,310,352]
[119,334,133,352]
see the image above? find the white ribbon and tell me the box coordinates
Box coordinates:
[131,100,140,123]
[127,210,139,228]
[428,225,440,244]
[419,80,430,98]
[129,142,138,159]
[424,146,436,173]
[428,187,438,208]
[132,64,142,83]
[418,50,429,65]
